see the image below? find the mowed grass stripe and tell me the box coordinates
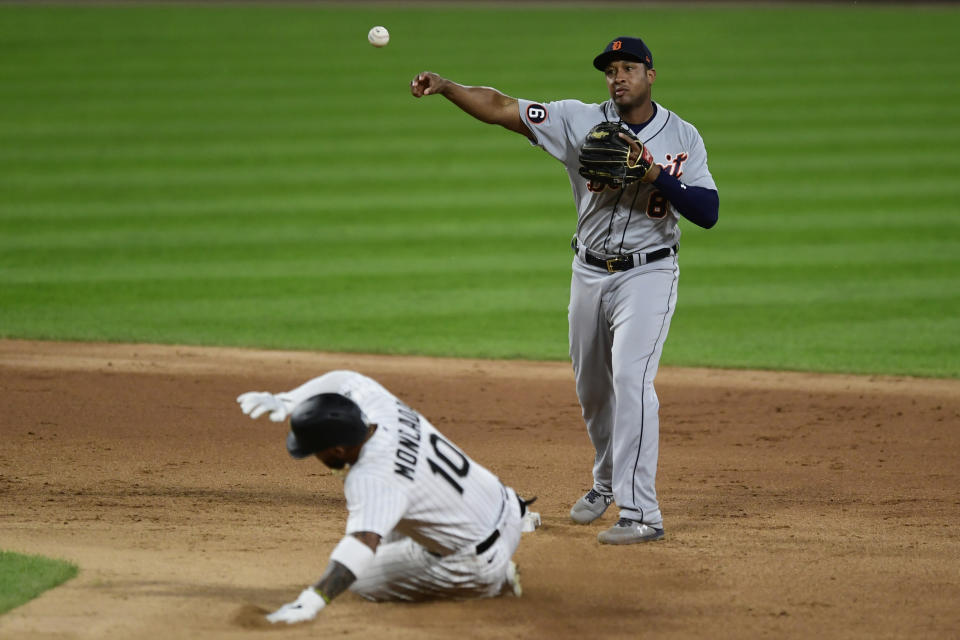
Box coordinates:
[4,273,569,311]
[8,71,956,105]
[4,166,956,194]
[2,136,525,163]
[5,138,959,174]
[10,124,956,153]
[14,67,955,97]
[1,255,568,284]
[7,262,953,307]
[6,203,953,232]
[3,277,571,358]
[1,218,572,251]
[0,199,573,225]
[3,111,955,156]
[670,315,957,377]
[1,216,949,258]
[0,167,557,190]
[0,189,571,216]
[681,276,957,307]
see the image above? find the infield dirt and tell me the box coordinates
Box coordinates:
[1,340,958,639]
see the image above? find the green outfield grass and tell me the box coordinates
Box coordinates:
[0,551,78,615]
[1,4,958,377]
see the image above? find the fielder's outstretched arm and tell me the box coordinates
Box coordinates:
[265,531,381,625]
[411,71,532,139]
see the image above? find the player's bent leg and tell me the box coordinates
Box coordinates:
[477,491,524,598]
[503,560,522,597]
[439,488,525,599]
[352,491,525,601]
[349,536,441,602]
[350,539,507,602]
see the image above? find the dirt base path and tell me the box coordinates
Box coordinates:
[1,340,958,639]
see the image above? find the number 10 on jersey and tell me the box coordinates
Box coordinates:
[428,434,470,494]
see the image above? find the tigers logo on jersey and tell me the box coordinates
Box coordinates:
[526,103,548,124]
[662,152,688,178]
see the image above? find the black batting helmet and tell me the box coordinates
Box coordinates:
[286,393,369,459]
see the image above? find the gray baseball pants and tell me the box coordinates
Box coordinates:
[568,255,679,527]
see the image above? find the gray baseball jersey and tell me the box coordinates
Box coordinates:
[515,97,715,528]
[518,98,716,256]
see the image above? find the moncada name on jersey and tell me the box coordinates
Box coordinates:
[393,400,423,481]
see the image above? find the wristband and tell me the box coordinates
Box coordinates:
[330,535,376,579]
[299,587,326,611]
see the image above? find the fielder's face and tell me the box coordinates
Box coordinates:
[604,59,656,113]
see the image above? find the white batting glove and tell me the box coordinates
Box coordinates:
[265,587,326,624]
[236,391,295,422]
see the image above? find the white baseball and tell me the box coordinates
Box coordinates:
[367,26,389,48]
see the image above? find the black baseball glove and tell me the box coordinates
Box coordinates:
[578,121,656,188]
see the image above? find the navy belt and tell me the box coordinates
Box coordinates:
[475,529,500,554]
[572,237,678,273]
[475,492,533,554]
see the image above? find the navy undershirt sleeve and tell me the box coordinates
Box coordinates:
[652,170,719,229]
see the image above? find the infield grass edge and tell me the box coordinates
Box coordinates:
[0,550,79,616]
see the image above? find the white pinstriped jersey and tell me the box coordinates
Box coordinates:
[283,371,509,556]
[517,98,716,257]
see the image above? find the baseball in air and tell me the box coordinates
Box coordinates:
[368,26,389,48]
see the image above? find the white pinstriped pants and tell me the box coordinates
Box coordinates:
[349,487,524,601]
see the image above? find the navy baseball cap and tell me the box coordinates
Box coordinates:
[593,36,654,71]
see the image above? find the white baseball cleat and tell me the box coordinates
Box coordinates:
[503,561,522,597]
[521,510,542,532]
[597,518,664,545]
[570,489,613,524]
